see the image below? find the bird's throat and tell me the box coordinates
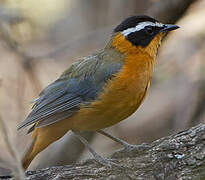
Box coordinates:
[111,32,162,59]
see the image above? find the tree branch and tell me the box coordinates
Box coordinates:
[2,124,203,180]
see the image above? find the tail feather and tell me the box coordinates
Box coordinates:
[22,136,37,170]
[21,119,71,170]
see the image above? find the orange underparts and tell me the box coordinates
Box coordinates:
[70,33,163,131]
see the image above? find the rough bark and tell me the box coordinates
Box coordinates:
[2,124,205,180]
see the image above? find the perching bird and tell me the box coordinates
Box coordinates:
[18,15,179,169]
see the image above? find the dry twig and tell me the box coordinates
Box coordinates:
[0,116,25,179]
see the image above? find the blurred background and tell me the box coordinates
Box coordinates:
[0,0,204,173]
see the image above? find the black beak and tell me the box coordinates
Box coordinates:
[161,24,180,32]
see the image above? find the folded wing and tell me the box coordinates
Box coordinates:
[18,53,123,132]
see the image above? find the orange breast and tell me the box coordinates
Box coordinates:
[70,33,161,131]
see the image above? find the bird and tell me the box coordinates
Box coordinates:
[18,15,179,170]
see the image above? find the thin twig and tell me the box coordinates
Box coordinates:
[0,116,25,179]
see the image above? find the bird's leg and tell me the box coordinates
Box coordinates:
[97,130,148,151]
[72,130,117,168]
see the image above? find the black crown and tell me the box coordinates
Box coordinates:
[114,15,158,33]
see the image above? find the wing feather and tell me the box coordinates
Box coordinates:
[26,98,81,124]
[18,51,124,132]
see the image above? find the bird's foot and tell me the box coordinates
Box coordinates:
[72,130,121,168]
[97,130,150,152]
[92,151,120,168]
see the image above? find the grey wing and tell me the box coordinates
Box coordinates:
[17,79,82,131]
[17,59,123,132]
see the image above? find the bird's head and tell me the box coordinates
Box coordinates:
[109,15,179,57]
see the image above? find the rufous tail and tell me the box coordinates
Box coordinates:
[22,120,71,170]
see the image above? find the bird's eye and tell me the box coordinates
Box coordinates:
[145,26,154,35]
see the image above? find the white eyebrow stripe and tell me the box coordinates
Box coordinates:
[122,21,164,36]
